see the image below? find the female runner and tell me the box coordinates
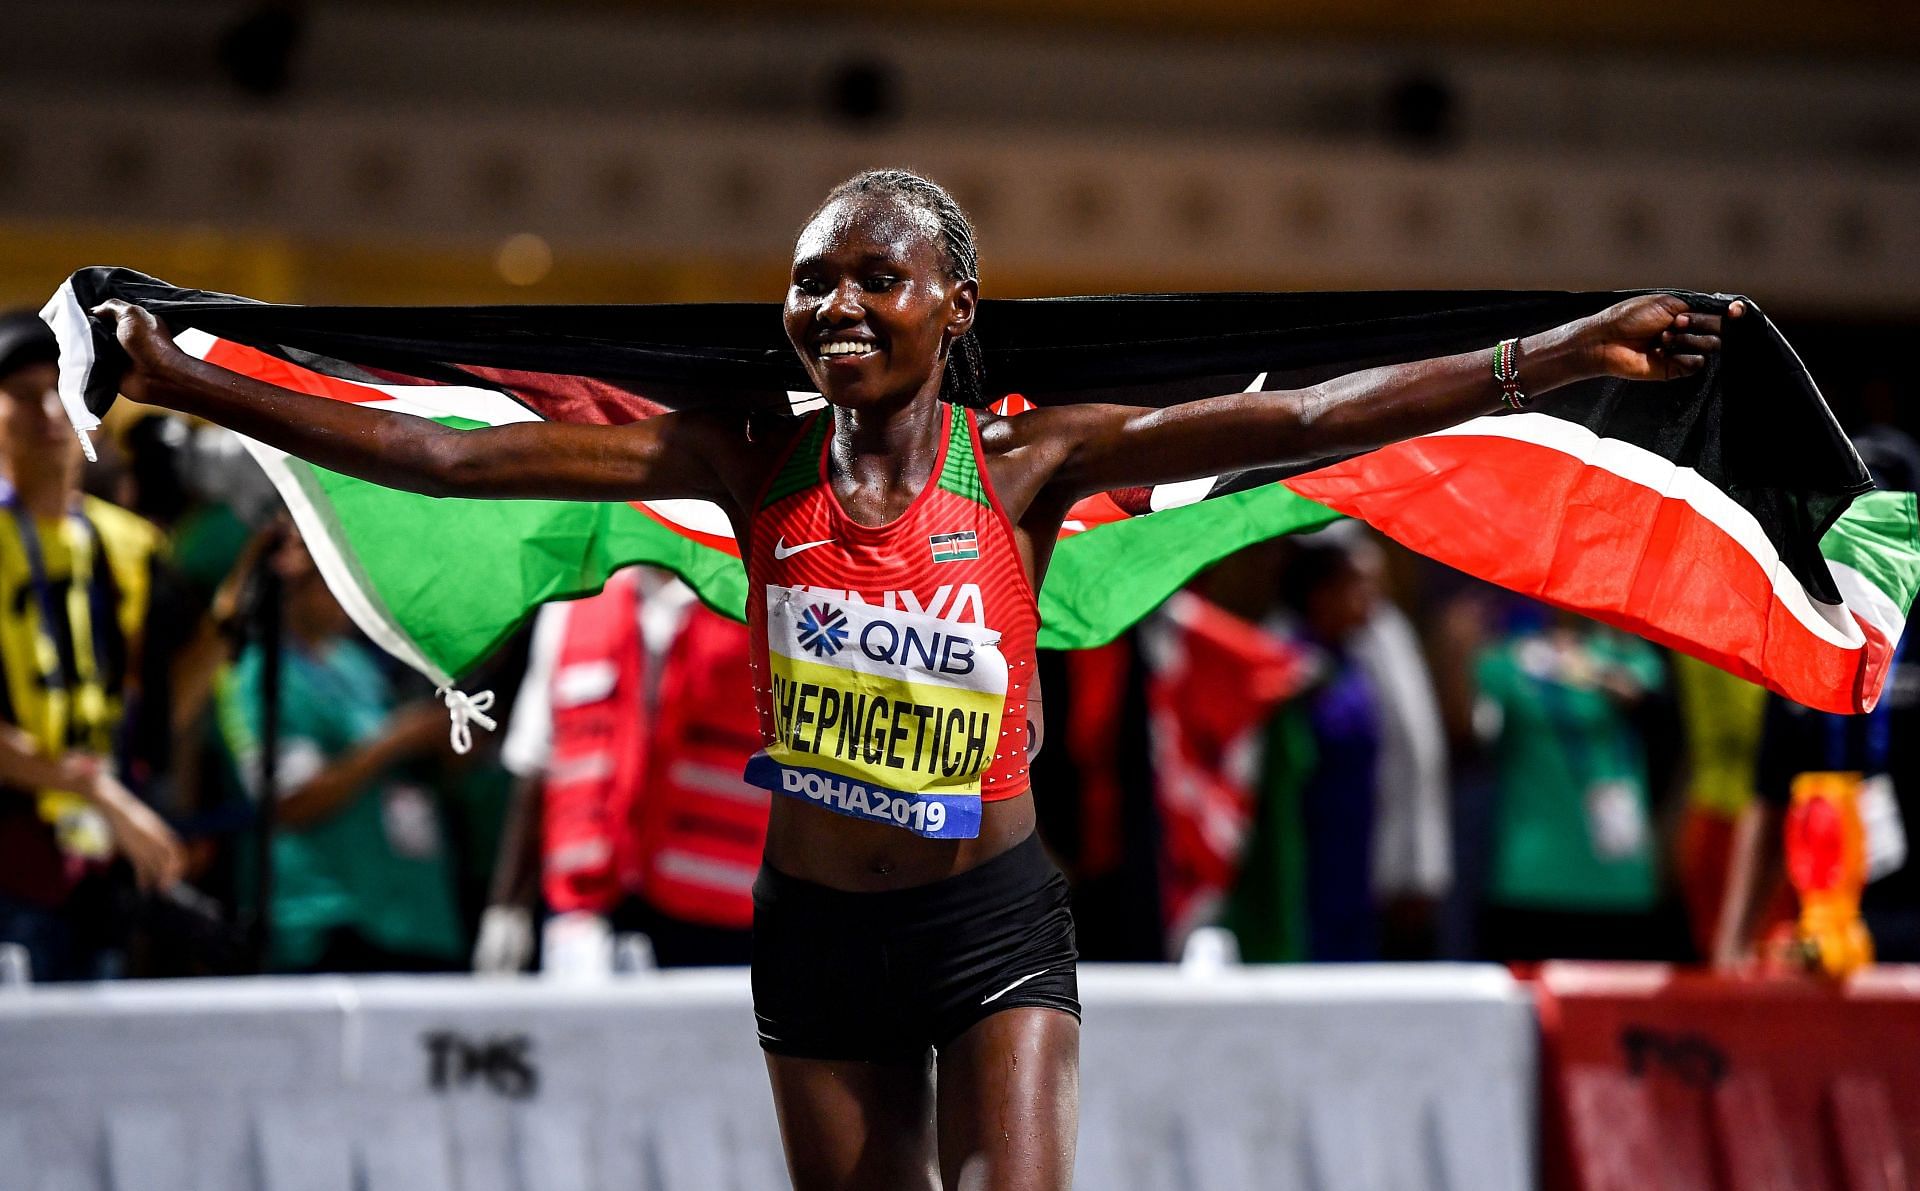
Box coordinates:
[94,168,1736,1190]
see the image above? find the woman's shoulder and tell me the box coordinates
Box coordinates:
[664,406,815,512]
[674,405,819,452]
[971,402,1099,457]
[972,406,1033,458]
[715,407,836,520]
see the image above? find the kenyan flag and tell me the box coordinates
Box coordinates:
[45,269,1920,714]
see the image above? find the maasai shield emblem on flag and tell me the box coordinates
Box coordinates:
[42,268,1920,716]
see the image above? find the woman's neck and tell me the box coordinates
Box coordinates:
[830,388,945,494]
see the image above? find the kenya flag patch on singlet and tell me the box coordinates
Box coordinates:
[744,584,1008,839]
[929,531,979,563]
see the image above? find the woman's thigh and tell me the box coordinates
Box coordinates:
[765,1051,941,1191]
[935,1007,1080,1191]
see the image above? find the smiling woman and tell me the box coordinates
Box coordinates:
[92,164,1737,1191]
[789,169,988,414]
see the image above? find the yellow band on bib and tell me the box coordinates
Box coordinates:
[762,585,1008,801]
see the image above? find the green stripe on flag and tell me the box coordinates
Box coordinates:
[1818,490,1920,626]
[1034,484,1342,650]
[302,464,748,680]
[285,414,1919,689]
[298,463,1339,679]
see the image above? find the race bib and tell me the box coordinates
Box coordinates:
[745,585,1007,839]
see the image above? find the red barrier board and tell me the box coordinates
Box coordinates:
[1536,962,1920,1191]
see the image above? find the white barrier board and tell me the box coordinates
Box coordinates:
[0,965,1533,1190]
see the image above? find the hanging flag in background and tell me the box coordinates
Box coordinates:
[42,267,1920,715]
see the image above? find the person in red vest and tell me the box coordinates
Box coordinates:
[476,566,768,972]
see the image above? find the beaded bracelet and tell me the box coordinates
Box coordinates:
[1492,337,1528,410]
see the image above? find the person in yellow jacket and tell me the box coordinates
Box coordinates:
[0,313,183,981]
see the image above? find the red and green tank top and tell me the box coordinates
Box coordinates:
[742,402,1039,840]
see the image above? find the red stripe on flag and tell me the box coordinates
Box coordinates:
[202,334,748,561]
[1061,491,1136,534]
[630,501,741,558]
[203,337,392,404]
[457,364,667,426]
[1284,434,1889,714]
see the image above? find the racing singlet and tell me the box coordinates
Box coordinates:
[744,403,1039,840]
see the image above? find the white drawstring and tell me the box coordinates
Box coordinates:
[436,686,497,755]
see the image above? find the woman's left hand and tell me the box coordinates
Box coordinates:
[1581,294,1746,382]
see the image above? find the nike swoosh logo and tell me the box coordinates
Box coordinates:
[982,968,1053,1004]
[773,537,834,560]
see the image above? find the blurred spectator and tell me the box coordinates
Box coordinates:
[212,524,465,972]
[1225,529,1397,962]
[1421,582,1503,959]
[116,416,256,607]
[0,312,185,981]
[1717,427,1920,966]
[92,416,249,818]
[1472,608,1672,961]
[1722,659,1920,965]
[1282,534,1390,964]
[1670,654,1768,962]
[480,567,768,973]
[1351,565,1452,958]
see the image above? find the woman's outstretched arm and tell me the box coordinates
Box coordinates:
[1000,294,1742,505]
[92,300,740,505]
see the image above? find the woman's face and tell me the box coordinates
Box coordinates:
[784,192,975,411]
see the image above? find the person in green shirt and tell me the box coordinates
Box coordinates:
[215,525,464,972]
[1474,609,1670,960]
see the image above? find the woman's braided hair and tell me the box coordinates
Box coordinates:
[816,169,987,409]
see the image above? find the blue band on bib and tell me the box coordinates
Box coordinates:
[744,753,982,840]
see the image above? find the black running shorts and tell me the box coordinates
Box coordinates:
[751,831,1081,1062]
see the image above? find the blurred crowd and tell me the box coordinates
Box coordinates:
[2,308,1916,983]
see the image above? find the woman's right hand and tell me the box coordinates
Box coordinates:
[88,299,188,403]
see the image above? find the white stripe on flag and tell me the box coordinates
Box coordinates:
[1831,560,1906,647]
[641,498,737,542]
[175,330,464,687]
[39,278,101,460]
[1424,412,1865,652]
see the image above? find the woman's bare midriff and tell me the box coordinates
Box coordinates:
[761,791,1037,891]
